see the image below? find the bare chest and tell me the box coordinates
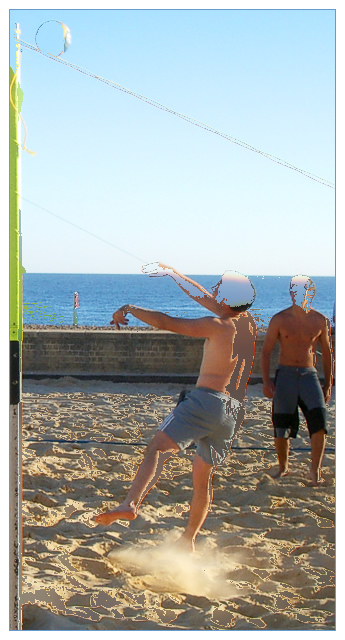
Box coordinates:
[279,318,322,346]
[202,334,233,361]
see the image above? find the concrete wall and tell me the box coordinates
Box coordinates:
[22,330,328,381]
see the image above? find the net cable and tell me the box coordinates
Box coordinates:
[18,38,335,189]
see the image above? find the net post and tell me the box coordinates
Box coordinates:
[9,21,23,630]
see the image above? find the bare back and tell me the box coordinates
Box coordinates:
[275,307,325,367]
[197,312,257,401]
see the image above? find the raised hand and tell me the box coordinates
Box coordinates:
[141,262,173,277]
[110,306,129,330]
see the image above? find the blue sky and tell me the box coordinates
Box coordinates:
[9,7,335,276]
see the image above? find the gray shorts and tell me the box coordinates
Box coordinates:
[273,365,327,439]
[158,387,245,465]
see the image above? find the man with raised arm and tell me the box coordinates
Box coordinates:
[261,275,333,487]
[95,263,257,551]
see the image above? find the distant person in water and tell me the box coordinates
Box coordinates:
[95,263,257,551]
[261,275,333,486]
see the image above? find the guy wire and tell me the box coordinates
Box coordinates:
[18,39,334,189]
[21,196,147,263]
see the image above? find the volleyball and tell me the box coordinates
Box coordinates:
[35,20,71,57]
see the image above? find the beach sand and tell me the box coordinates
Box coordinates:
[22,379,335,630]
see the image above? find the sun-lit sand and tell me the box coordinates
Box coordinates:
[22,378,335,630]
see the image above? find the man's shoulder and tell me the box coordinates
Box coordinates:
[197,315,235,332]
[270,308,291,323]
[243,311,258,334]
[244,310,256,322]
[309,308,329,325]
[228,312,257,332]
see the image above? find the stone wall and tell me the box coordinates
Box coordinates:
[22,330,328,382]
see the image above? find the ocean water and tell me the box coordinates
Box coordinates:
[23,274,335,328]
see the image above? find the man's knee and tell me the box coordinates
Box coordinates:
[193,454,214,481]
[146,431,180,455]
[274,436,289,445]
[310,428,327,440]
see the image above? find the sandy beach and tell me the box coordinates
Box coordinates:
[21,378,335,630]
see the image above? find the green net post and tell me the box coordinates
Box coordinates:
[10,65,23,343]
[10,23,24,630]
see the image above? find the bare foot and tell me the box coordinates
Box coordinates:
[310,471,325,487]
[174,535,195,553]
[94,503,137,525]
[272,468,289,479]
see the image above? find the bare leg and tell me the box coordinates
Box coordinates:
[310,429,326,486]
[273,437,289,477]
[95,431,180,525]
[178,454,214,552]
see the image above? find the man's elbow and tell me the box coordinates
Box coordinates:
[157,314,171,331]
[261,347,272,360]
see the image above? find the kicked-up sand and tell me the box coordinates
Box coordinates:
[21,378,335,630]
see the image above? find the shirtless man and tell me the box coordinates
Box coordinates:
[95,263,257,550]
[261,275,333,486]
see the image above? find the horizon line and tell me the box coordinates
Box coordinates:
[23,272,335,278]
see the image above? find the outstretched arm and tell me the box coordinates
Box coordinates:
[142,262,224,316]
[111,304,223,338]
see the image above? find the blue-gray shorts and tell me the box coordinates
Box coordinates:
[158,387,245,466]
[273,365,327,439]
